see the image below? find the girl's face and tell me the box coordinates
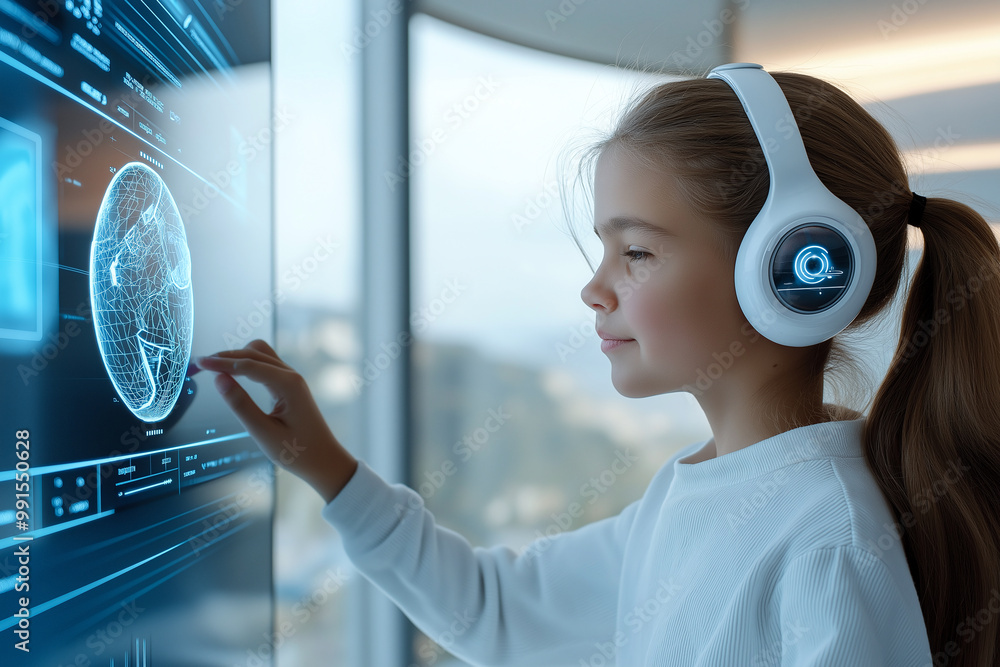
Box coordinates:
[580,145,752,398]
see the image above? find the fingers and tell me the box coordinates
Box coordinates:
[213,373,279,444]
[200,344,276,364]
[214,339,287,366]
[246,338,283,362]
[198,354,296,389]
[197,340,291,371]
[195,341,291,370]
[197,340,309,413]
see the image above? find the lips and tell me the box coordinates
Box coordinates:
[600,338,634,352]
[596,329,633,341]
[596,329,635,353]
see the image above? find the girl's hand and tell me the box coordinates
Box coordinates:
[195,339,358,503]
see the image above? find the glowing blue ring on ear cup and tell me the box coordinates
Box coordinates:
[769,224,855,314]
[794,245,833,285]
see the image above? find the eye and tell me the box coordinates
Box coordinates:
[621,247,650,263]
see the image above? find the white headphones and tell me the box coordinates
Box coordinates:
[707,63,876,347]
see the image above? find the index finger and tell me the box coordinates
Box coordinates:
[246,339,283,362]
[196,354,297,389]
[196,344,288,370]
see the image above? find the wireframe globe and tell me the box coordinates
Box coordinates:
[90,162,193,423]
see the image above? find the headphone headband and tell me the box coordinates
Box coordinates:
[708,63,813,197]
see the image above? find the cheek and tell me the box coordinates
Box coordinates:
[625,280,702,352]
[627,267,743,357]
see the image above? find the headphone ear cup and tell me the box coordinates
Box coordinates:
[735,210,876,347]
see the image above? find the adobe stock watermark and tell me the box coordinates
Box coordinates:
[349,277,469,393]
[714,85,836,201]
[725,468,791,532]
[725,431,838,532]
[241,566,352,667]
[751,618,811,667]
[520,447,639,561]
[850,126,962,230]
[878,0,931,38]
[384,77,501,192]
[545,0,589,31]
[925,587,1000,667]
[855,128,961,223]
[212,0,256,21]
[893,126,963,182]
[889,260,1000,373]
[563,245,672,362]
[188,456,285,555]
[15,300,90,386]
[678,310,788,396]
[393,405,512,517]
[555,317,599,362]
[52,71,161,180]
[180,106,296,220]
[222,235,341,348]
[409,609,480,667]
[76,599,145,663]
[861,456,970,563]
[664,0,752,70]
[47,598,146,664]
[604,246,671,302]
[48,425,154,509]
[579,577,683,666]
[679,329,755,396]
[15,0,60,40]
[511,180,560,233]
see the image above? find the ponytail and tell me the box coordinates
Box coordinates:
[864,197,1000,666]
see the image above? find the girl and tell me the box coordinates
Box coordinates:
[196,67,1000,666]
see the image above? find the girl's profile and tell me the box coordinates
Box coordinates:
[196,64,1000,667]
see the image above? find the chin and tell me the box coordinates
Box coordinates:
[610,374,658,399]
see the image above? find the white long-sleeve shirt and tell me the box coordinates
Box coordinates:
[321,417,934,666]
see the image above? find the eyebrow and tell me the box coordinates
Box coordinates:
[593,216,676,240]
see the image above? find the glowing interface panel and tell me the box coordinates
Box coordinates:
[0,117,41,341]
[0,0,274,664]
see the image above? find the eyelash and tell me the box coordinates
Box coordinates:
[621,248,650,263]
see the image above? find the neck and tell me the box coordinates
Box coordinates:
[694,376,834,459]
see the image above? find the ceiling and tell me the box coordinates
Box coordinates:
[413,0,1000,100]
[413,0,1000,224]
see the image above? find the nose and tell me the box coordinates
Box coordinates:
[581,266,616,312]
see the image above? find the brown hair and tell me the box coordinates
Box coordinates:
[564,70,1000,665]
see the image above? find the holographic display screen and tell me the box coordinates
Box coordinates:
[0,1,274,664]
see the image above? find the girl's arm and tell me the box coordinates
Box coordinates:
[325,457,640,666]
[196,339,637,666]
